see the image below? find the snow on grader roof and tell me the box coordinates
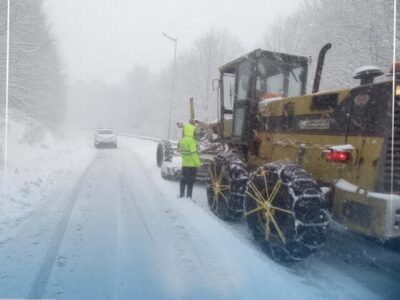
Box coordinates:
[219,48,310,73]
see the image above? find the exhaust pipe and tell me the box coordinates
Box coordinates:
[189,97,195,123]
[312,43,332,93]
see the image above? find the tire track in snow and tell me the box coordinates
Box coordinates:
[123,147,238,298]
[28,153,98,298]
[118,156,158,247]
[115,153,174,299]
[42,150,123,299]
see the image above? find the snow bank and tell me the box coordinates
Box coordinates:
[0,115,96,243]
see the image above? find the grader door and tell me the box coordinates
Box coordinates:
[232,59,253,143]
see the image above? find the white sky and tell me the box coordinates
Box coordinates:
[44,0,302,85]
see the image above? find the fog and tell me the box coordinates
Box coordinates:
[41,0,303,136]
[43,0,302,84]
[1,1,400,299]
[0,0,396,148]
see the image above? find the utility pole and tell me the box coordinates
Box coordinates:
[162,32,178,140]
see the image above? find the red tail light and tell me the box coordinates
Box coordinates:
[323,150,350,162]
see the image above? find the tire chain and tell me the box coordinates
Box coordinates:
[216,150,249,216]
[246,161,328,260]
[163,140,174,163]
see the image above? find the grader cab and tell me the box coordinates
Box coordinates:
[218,48,310,144]
[207,44,400,261]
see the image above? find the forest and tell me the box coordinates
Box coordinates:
[67,0,397,139]
[0,0,398,141]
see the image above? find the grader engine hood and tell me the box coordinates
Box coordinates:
[255,79,400,239]
[258,81,393,192]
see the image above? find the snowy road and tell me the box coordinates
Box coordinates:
[0,137,399,299]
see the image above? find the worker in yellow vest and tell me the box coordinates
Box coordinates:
[178,123,201,198]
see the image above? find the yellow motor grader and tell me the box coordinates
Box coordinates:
[206,44,400,261]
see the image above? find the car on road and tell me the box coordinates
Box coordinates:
[94,128,117,148]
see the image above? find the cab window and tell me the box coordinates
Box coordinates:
[256,57,305,98]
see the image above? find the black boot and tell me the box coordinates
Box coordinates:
[179,180,185,198]
[186,168,196,198]
[186,183,193,198]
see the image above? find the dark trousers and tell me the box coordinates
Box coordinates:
[180,167,197,198]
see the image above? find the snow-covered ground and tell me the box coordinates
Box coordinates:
[0,135,399,299]
[0,118,96,244]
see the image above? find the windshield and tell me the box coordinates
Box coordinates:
[222,73,236,109]
[256,57,305,98]
[98,129,114,134]
[236,60,252,101]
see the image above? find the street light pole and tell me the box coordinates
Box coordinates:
[3,0,11,205]
[162,32,177,140]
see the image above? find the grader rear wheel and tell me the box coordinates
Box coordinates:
[156,140,173,167]
[244,162,328,261]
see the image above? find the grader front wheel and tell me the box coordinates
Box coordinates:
[206,151,249,220]
[244,162,328,261]
[207,160,230,219]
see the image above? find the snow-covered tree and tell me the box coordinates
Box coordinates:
[185,29,243,121]
[396,1,400,60]
[0,0,66,135]
[165,29,243,138]
[262,0,394,90]
[118,28,243,139]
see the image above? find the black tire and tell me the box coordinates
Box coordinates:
[156,140,174,167]
[244,162,328,261]
[207,150,248,219]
